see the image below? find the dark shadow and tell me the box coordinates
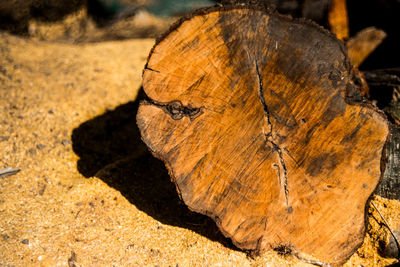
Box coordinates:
[87,0,126,27]
[71,88,239,251]
[0,1,85,35]
[30,1,86,22]
[348,0,400,70]
[0,0,129,35]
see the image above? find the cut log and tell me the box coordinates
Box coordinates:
[136,6,389,265]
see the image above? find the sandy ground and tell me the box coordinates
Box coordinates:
[0,32,399,266]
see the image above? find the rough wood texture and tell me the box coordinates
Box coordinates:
[136,6,389,265]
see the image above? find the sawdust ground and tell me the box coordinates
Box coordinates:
[0,32,399,266]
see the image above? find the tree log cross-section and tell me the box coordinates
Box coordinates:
[136,6,389,265]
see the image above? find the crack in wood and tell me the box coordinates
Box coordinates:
[255,61,289,206]
[272,163,281,185]
[144,66,160,73]
[255,62,273,136]
[270,141,289,205]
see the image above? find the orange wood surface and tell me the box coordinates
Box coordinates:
[137,7,389,265]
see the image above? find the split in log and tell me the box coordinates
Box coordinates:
[136,6,389,265]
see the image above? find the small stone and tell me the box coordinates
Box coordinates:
[379,230,400,258]
[21,239,29,245]
[62,139,71,146]
[36,144,45,149]
[26,148,37,156]
[38,183,46,195]
[0,136,10,142]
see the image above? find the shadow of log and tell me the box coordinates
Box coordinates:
[71,88,239,251]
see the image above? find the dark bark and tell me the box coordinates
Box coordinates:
[363,68,400,200]
[376,123,400,201]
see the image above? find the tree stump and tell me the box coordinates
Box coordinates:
[136,6,389,265]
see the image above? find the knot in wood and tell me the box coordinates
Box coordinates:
[165,100,202,120]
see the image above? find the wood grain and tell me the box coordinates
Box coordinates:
[136,6,389,265]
